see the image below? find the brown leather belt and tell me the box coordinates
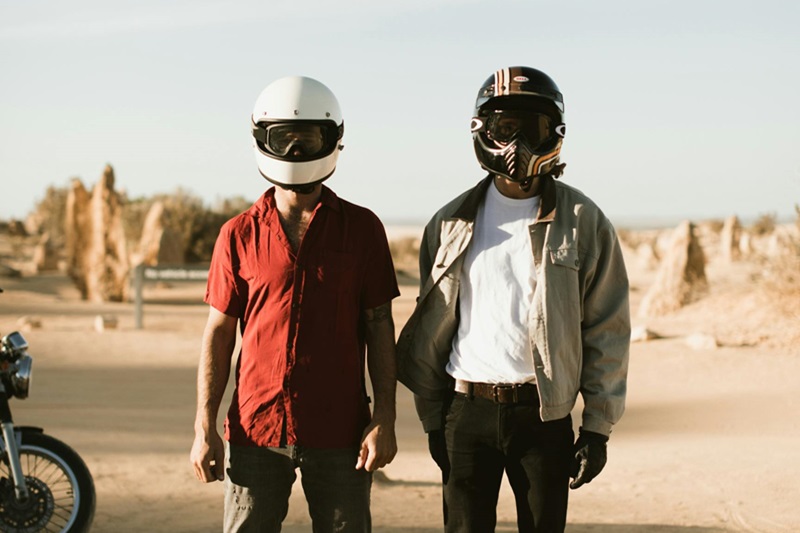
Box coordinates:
[454,379,539,404]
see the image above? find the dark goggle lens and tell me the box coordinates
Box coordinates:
[485,110,554,147]
[265,123,327,156]
[252,122,341,159]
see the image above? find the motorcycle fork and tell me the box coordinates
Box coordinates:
[0,383,29,502]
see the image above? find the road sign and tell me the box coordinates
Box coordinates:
[133,264,209,329]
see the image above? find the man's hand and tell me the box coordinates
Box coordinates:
[356,418,397,472]
[360,300,398,472]
[569,429,608,489]
[190,428,225,482]
[191,307,236,483]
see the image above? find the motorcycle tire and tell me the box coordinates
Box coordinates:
[0,431,95,533]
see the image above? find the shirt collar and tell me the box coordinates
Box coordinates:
[453,174,557,223]
[256,184,341,216]
[319,185,341,212]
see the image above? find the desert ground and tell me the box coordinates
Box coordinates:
[0,224,799,533]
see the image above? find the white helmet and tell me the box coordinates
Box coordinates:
[251,76,344,189]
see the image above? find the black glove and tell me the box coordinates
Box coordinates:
[569,429,608,489]
[427,429,447,471]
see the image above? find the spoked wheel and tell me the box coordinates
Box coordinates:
[0,432,95,533]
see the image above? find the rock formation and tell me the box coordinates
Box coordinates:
[720,215,741,262]
[65,165,130,302]
[639,220,708,318]
[132,201,185,266]
[767,225,799,257]
[634,241,660,271]
[65,179,92,297]
[32,232,59,272]
[739,231,754,257]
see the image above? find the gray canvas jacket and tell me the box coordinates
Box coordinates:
[396,175,630,437]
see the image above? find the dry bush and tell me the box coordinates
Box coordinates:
[751,212,777,235]
[122,189,252,264]
[757,205,800,312]
[30,185,69,241]
[389,236,420,272]
[615,228,635,248]
[696,218,725,234]
[6,220,27,237]
[761,254,800,313]
[122,196,154,245]
[615,227,663,250]
[24,175,254,269]
[183,196,254,261]
[790,204,800,242]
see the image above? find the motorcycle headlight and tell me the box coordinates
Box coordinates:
[11,354,32,399]
[2,331,28,353]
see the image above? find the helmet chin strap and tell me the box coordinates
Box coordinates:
[516,162,567,192]
[278,183,317,195]
[260,168,335,195]
[519,176,535,192]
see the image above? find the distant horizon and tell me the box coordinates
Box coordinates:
[3,176,794,235]
[382,212,796,232]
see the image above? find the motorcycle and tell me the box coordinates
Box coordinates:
[0,289,96,532]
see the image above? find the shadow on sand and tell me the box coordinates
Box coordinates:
[282,525,727,533]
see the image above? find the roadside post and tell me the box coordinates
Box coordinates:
[133,263,209,329]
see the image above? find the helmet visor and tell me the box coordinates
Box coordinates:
[484,110,556,149]
[253,121,341,161]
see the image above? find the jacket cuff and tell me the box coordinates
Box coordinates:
[421,415,443,433]
[581,413,613,437]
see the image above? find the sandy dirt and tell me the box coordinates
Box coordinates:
[1,235,799,532]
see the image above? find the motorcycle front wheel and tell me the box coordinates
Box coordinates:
[0,431,95,533]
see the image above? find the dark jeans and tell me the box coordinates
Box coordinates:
[442,393,574,533]
[224,443,371,533]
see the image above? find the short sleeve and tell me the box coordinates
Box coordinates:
[361,215,401,310]
[204,223,244,317]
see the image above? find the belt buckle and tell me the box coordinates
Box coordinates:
[492,384,518,403]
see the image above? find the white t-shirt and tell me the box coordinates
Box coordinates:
[447,182,540,384]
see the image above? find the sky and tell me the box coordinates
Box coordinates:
[1,0,798,227]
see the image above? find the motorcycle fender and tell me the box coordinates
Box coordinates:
[1,425,43,454]
[13,426,44,446]
[14,426,44,434]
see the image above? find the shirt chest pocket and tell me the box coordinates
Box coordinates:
[311,251,361,338]
[314,251,360,298]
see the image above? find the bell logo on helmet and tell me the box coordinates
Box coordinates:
[513,76,530,83]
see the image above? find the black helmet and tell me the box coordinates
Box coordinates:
[471,66,566,183]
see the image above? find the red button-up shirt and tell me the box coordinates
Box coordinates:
[205,186,399,448]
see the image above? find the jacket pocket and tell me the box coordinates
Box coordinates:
[546,246,583,323]
[549,247,580,270]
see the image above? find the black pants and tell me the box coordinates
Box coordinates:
[442,393,574,533]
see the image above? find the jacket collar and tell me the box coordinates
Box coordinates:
[453,174,558,223]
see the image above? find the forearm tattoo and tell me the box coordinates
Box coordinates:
[363,302,392,323]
